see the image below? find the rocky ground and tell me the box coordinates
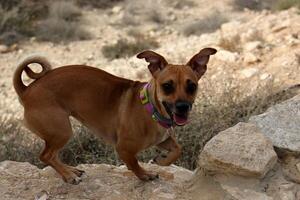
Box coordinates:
[0,0,300,199]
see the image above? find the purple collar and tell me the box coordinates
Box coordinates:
[139,83,174,129]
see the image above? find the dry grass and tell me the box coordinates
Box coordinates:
[76,0,123,9]
[232,0,300,11]
[0,1,90,44]
[218,34,242,52]
[1,79,298,169]
[0,1,47,45]
[60,123,120,166]
[0,120,43,166]
[37,1,90,43]
[122,0,166,26]
[232,0,265,11]
[274,0,300,10]
[102,34,159,60]
[167,0,196,9]
[182,11,228,36]
[218,30,264,52]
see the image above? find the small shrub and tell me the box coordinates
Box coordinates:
[102,37,159,60]
[218,34,241,52]
[182,11,228,36]
[0,119,43,166]
[37,1,90,43]
[232,0,264,11]
[0,1,91,44]
[0,1,47,44]
[122,0,165,26]
[274,0,300,10]
[166,0,196,9]
[76,0,123,9]
[49,1,81,20]
[37,18,90,43]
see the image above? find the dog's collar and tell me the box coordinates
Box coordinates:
[139,83,174,129]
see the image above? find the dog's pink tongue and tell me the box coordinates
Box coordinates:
[174,115,188,126]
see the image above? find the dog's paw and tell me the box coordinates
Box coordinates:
[151,154,167,165]
[71,168,86,177]
[65,176,82,185]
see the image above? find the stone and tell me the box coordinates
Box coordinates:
[243,41,263,52]
[0,44,8,53]
[199,122,277,178]
[215,50,239,62]
[243,52,259,64]
[112,6,122,14]
[249,94,300,153]
[276,182,297,200]
[240,67,259,78]
[260,73,272,80]
[222,185,273,200]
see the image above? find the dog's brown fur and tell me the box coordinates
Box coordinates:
[13,48,216,184]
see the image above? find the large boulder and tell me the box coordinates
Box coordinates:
[199,122,277,178]
[249,94,300,153]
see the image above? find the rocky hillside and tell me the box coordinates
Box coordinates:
[0,0,300,199]
[1,94,299,200]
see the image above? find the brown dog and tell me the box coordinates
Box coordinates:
[13,48,216,184]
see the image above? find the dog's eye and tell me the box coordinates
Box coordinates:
[161,81,174,95]
[186,80,197,95]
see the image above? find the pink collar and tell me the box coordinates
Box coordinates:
[139,83,174,129]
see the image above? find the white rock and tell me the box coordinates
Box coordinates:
[222,185,273,200]
[243,41,263,52]
[276,183,297,200]
[249,94,300,153]
[112,6,122,14]
[215,50,239,62]
[260,73,271,80]
[199,122,277,178]
[240,67,259,78]
[0,44,8,53]
[243,52,259,64]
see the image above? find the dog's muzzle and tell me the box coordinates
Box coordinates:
[163,100,192,126]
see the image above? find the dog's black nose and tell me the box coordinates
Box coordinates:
[175,101,192,114]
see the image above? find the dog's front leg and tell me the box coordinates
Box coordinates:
[154,135,182,166]
[116,145,159,181]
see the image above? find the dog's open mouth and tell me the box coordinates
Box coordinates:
[173,113,189,126]
[162,101,190,126]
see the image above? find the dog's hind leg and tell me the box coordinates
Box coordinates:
[24,107,84,184]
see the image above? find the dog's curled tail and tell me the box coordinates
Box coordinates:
[13,55,52,98]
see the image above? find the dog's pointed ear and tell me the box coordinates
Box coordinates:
[137,50,168,76]
[187,48,217,79]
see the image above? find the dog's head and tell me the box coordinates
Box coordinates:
[137,48,217,126]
